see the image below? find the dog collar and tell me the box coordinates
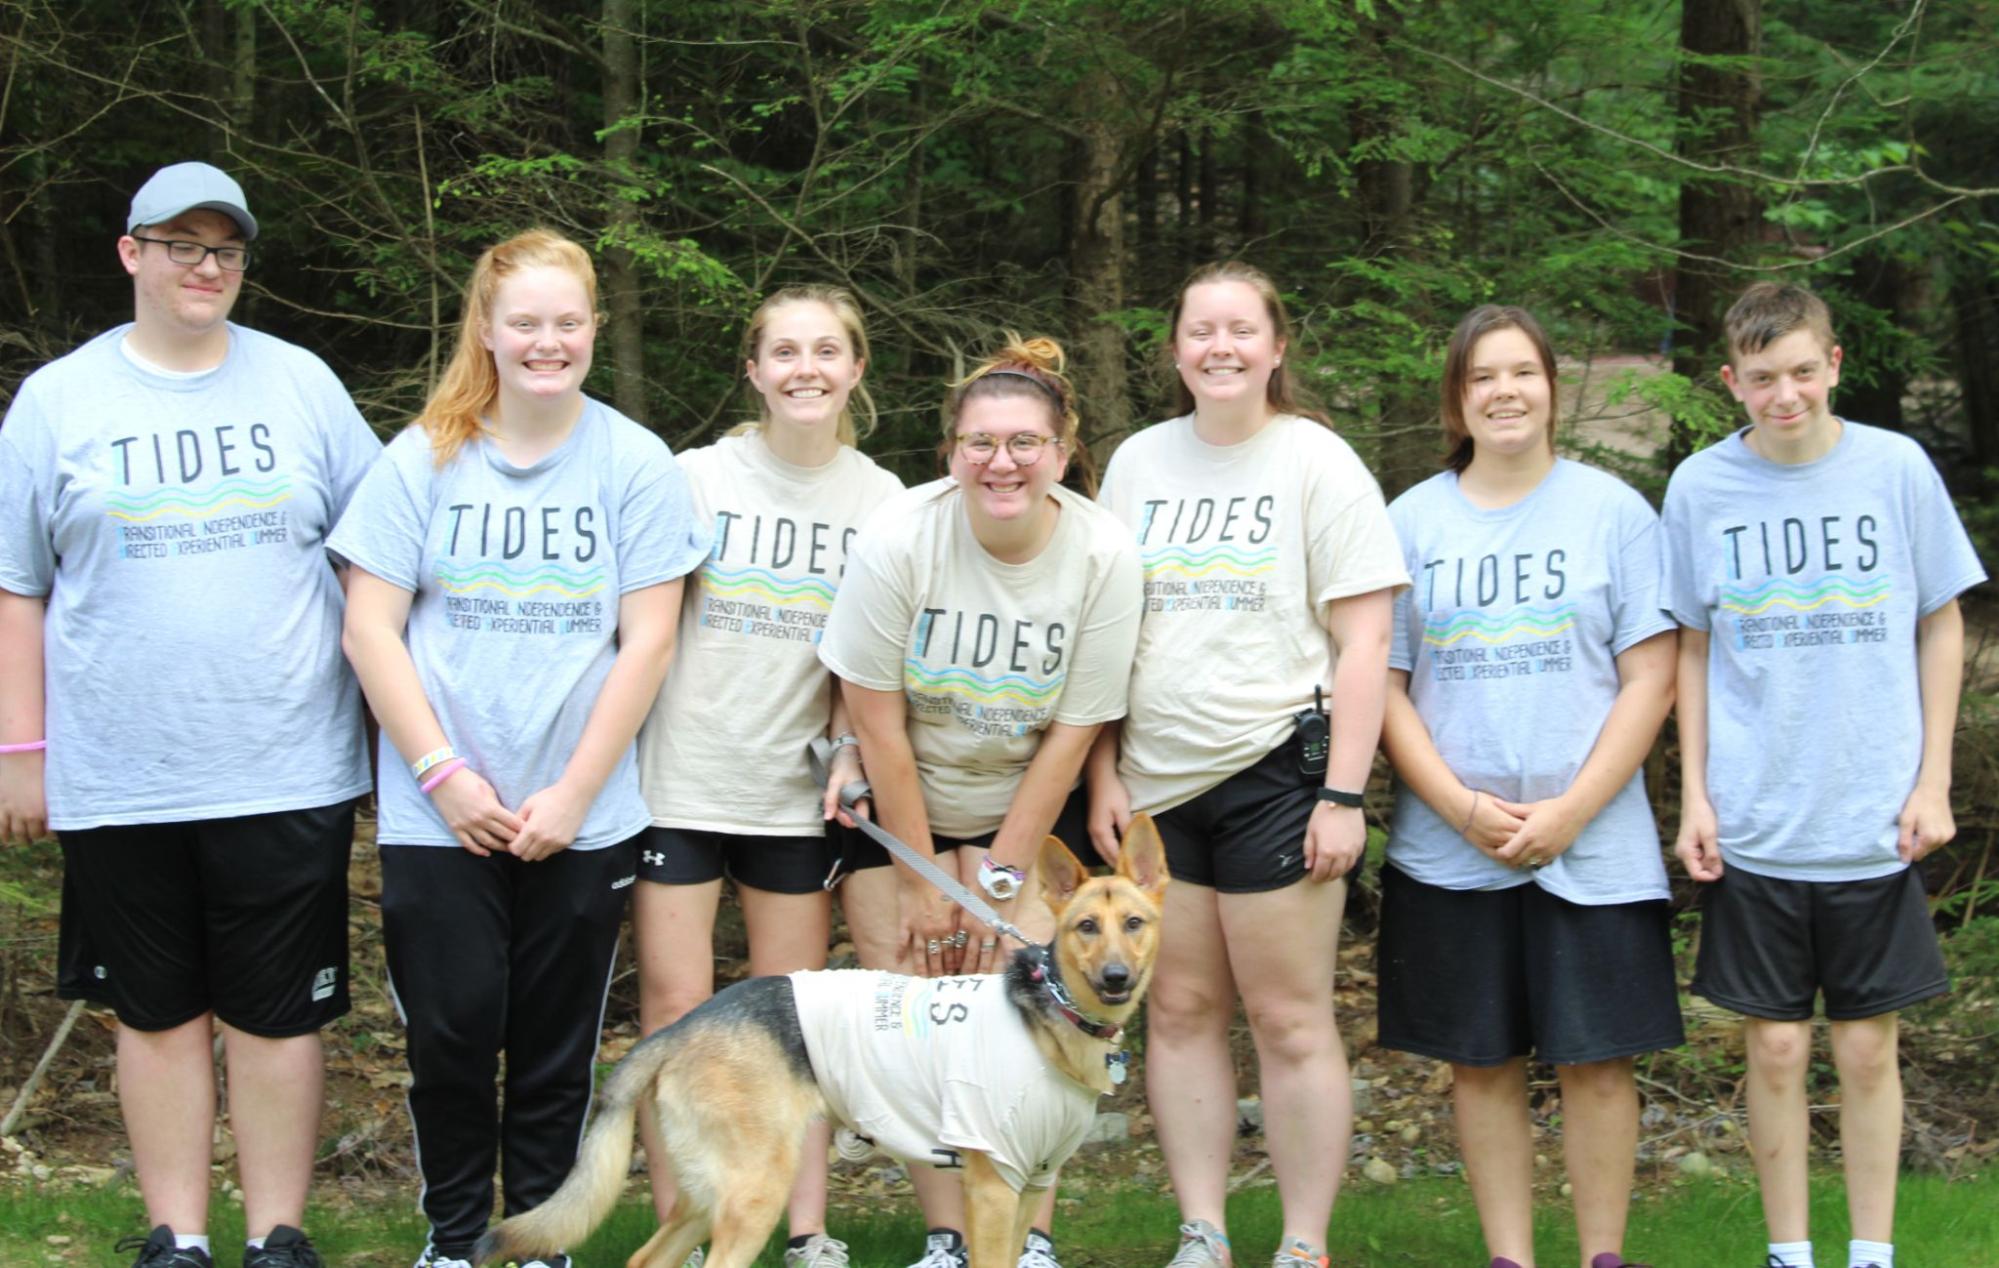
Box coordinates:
[1029,947,1122,1042]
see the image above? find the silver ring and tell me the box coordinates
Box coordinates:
[952,930,969,948]
[927,939,941,954]
[981,939,997,951]
[1527,855,1548,869]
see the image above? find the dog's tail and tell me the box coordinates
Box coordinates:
[472,1027,675,1265]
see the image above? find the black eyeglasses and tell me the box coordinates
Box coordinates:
[131,236,251,272]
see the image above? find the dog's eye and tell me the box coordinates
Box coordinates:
[1076,917,1100,935]
[1124,915,1145,932]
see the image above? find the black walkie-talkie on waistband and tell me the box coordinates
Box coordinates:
[1294,684,1329,778]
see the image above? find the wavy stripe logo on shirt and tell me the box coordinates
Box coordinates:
[104,477,292,522]
[698,562,836,609]
[434,562,607,598]
[902,659,1064,708]
[1140,543,1277,579]
[1422,604,1578,647]
[1719,575,1892,615]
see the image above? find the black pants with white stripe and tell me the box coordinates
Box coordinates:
[381,838,638,1255]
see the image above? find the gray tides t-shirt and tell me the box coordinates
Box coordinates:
[327,399,708,849]
[0,324,379,828]
[1386,460,1675,904]
[1661,422,1986,881]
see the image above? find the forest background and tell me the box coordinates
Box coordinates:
[2,0,1999,1248]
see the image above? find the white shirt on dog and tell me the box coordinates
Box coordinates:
[790,969,1100,1192]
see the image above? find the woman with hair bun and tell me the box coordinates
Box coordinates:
[819,334,1144,1268]
[1090,261,1408,1268]
[332,229,708,1268]
[633,284,902,1268]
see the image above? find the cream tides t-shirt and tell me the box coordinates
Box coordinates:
[639,433,904,835]
[1097,414,1408,814]
[819,479,1143,840]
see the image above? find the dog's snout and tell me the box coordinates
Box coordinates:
[1102,963,1132,990]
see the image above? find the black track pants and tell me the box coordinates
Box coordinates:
[380,839,637,1254]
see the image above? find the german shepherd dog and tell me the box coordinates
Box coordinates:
[475,815,1168,1268]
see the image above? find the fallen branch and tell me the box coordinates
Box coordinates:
[1,997,85,1137]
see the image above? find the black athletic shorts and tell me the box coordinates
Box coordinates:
[1375,864,1685,1066]
[637,825,834,895]
[1151,737,1343,893]
[837,785,1098,874]
[57,799,356,1036]
[1691,863,1948,1022]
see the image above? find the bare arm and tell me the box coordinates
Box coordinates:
[1379,669,1524,858]
[1673,625,1721,881]
[842,678,959,975]
[821,687,866,828]
[1306,588,1395,880]
[1900,598,1965,862]
[1493,629,1676,865]
[0,590,47,844]
[1084,721,1129,864]
[964,719,1102,973]
[341,569,521,856]
[511,579,684,861]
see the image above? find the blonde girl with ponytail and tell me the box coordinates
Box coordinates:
[631,284,902,1268]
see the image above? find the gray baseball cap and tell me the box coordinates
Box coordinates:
[127,162,259,241]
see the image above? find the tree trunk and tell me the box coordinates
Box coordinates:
[1954,277,1999,469]
[232,3,257,143]
[601,0,648,425]
[1069,69,1131,456]
[1671,0,1764,459]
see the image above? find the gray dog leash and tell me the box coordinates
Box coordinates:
[807,736,1038,948]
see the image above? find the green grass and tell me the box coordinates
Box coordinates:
[5,1169,1997,1266]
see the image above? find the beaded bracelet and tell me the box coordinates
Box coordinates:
[419,758,468,795]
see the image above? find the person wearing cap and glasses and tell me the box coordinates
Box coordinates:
[0,163,380,1268]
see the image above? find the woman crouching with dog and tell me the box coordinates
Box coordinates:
[818,335,1144,1268]
[1376,304,1679,1268]
[631,284,903,1268]
[1087,261,1408,1268]
[331,229,708,1268]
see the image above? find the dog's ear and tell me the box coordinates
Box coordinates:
[1037,835,1088,910]
[1116,813,1169,898]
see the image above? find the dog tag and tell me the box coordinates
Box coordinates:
[1106,1051,1129,1085]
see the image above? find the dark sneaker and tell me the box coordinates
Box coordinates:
[1018,1229,1060,1268]
[114,1228,212,1268]
[245,1227,323,1268]
[908,1230,967,1268]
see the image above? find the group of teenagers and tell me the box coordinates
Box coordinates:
[0,161,1983,1268]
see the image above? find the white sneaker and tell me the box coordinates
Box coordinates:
[683,1251,703,1268]
[908,1231,968,1268]
[1018,1230,1061,1268]
[783,1235,850,1267]
[1166,1220,1233,1268]
[412,1248,474,1268]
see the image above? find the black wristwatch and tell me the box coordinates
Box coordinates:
[1316,786,1365,808]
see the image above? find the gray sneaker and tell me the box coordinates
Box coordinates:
[784,1236,850,1268]
[411,1249,473,1268]
[1166,1220,1232,1268]
[1270,1238,1327,1267]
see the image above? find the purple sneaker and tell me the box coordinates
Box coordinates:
[1590,1257,1652,1268]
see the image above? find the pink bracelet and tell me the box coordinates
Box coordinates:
[0,740,46,754]
[419,757,468,794]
